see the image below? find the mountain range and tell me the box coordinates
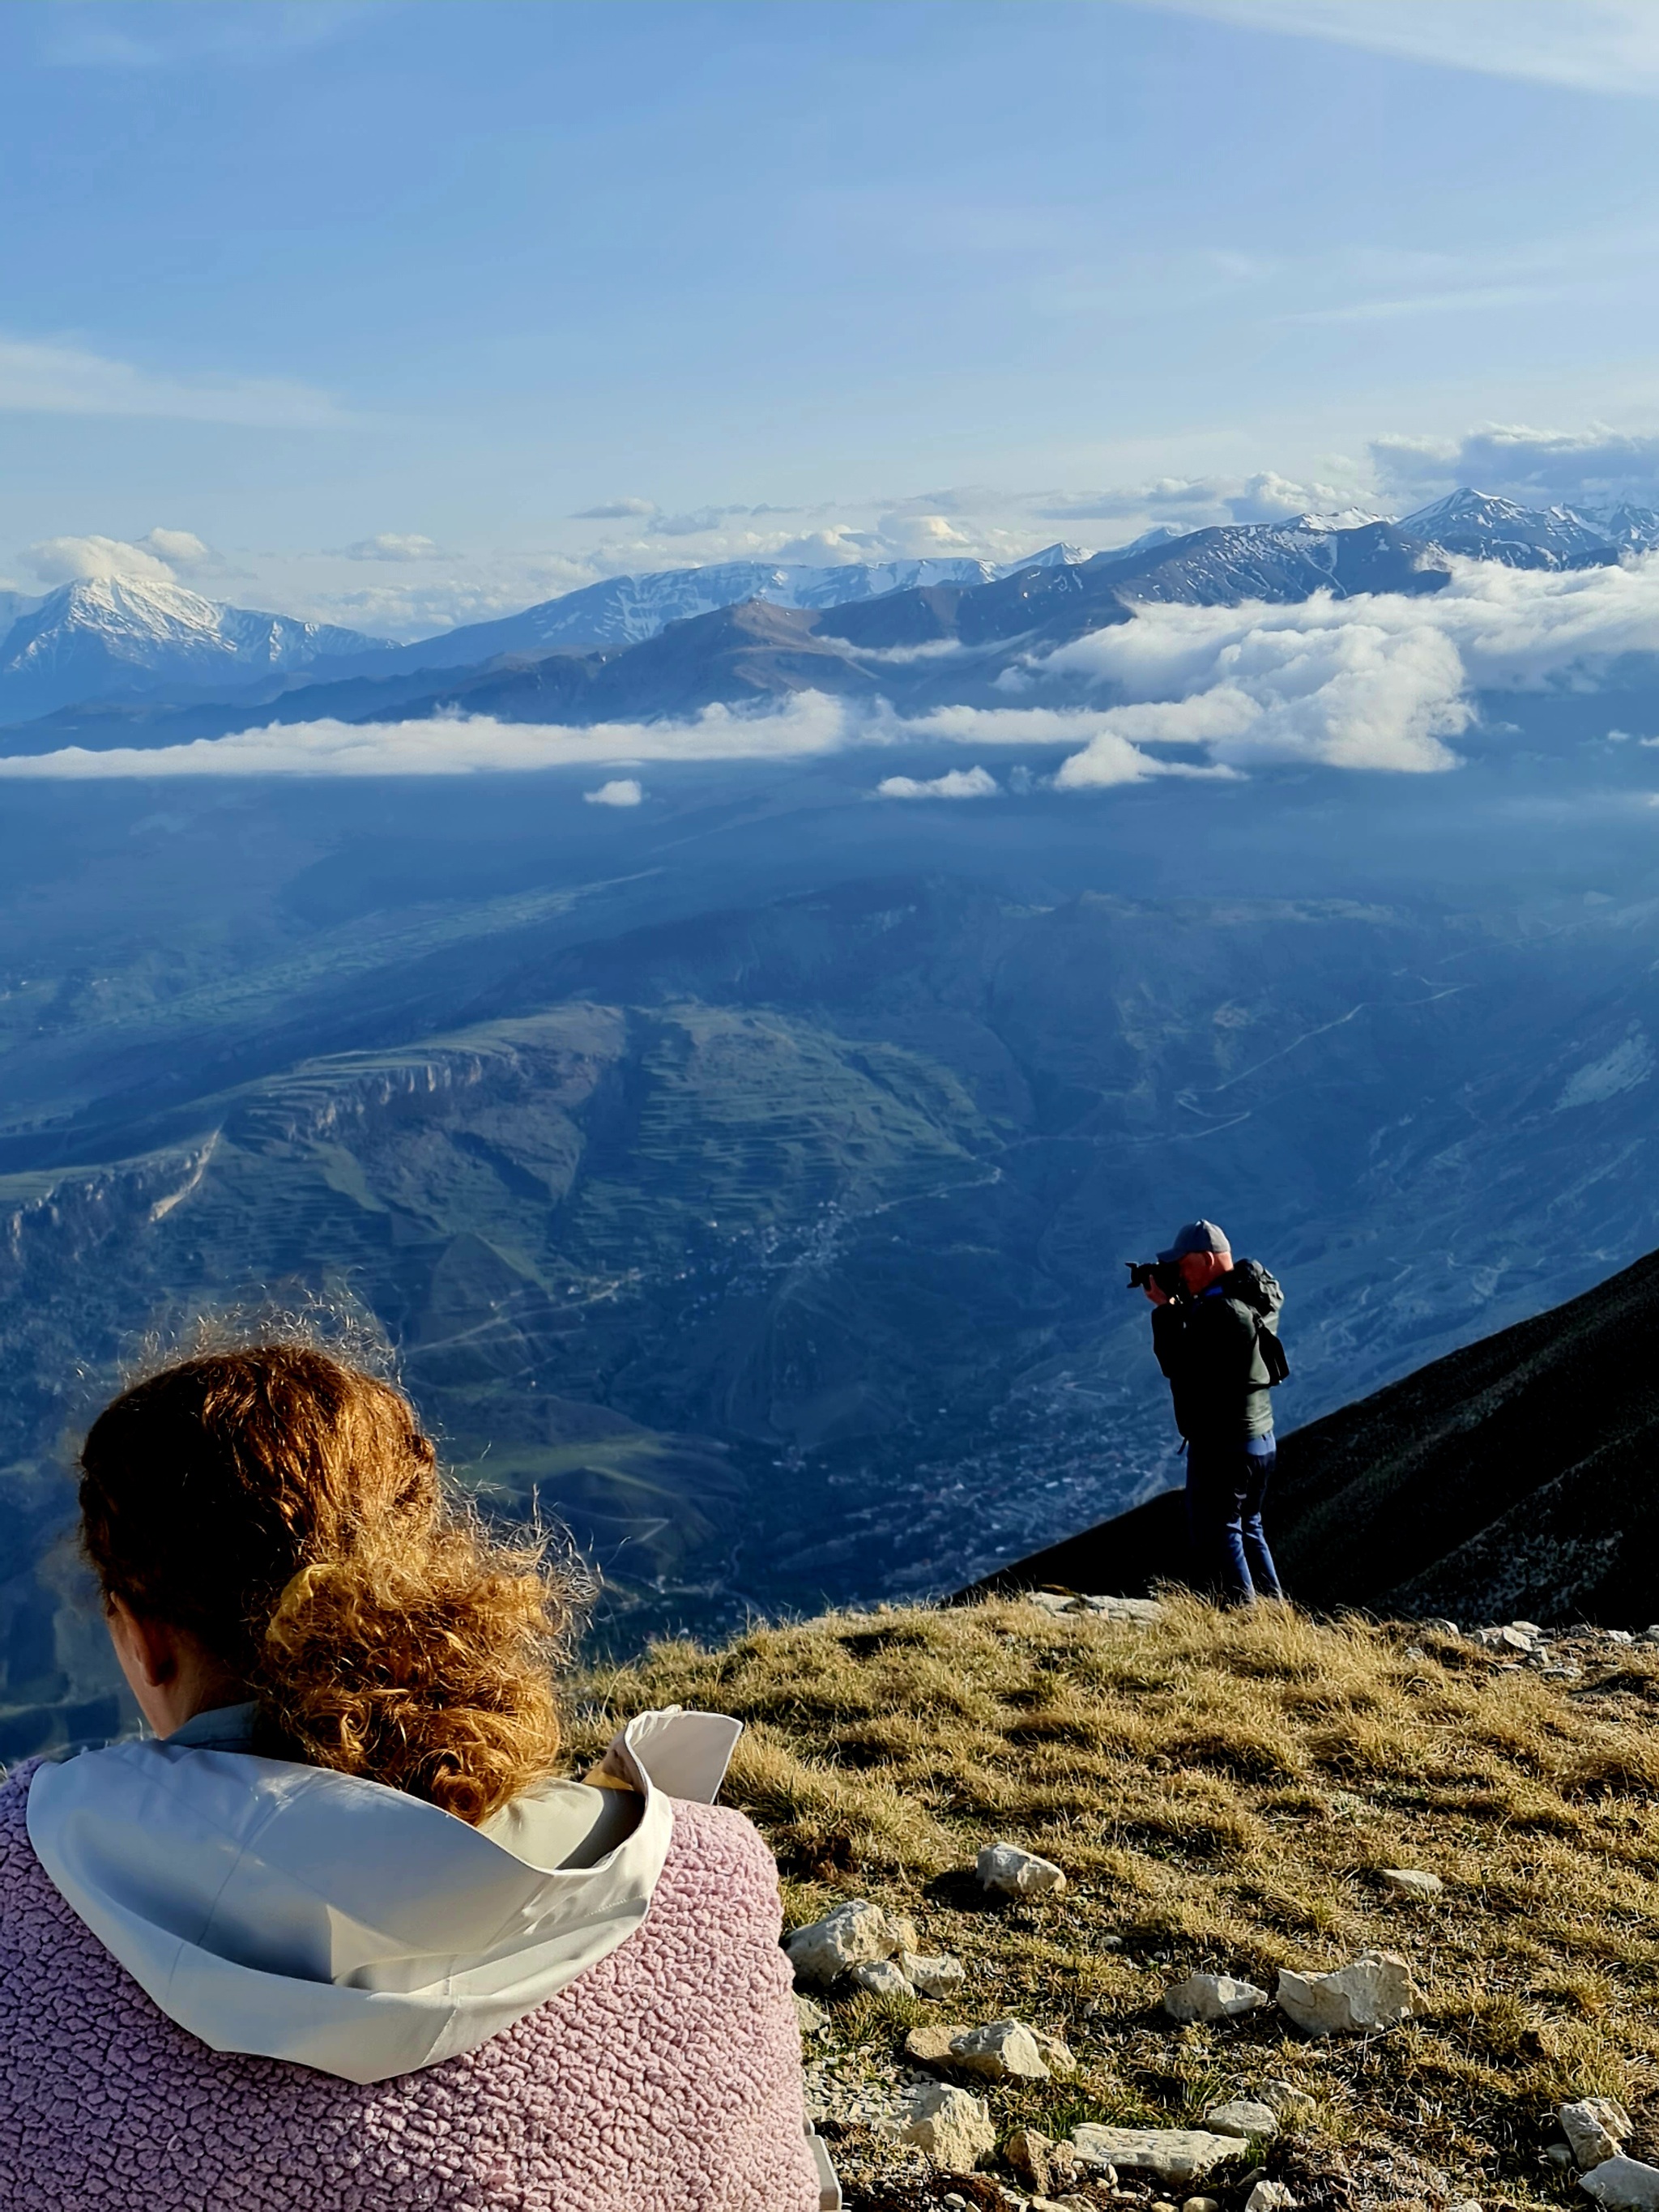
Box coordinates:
[6,489,1658,735]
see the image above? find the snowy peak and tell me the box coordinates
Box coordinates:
[1397,488,1618,568]
[0,575,390,723]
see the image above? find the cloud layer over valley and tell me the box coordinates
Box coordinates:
[6,552,1659,788]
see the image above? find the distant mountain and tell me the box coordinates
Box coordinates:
[293,544,1092,682]
[0,575,390,725]
[9,488,1659,744]
[1398,488,1658,568]
[967,1241,1659,1626]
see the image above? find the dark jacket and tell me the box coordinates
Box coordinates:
[1151,1289,1277,1443]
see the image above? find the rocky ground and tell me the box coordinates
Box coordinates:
[570,1592,1659,2212]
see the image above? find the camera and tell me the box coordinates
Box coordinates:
[1126,1259,1183,1299]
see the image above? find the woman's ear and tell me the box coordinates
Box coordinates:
[106,1593,180,1690]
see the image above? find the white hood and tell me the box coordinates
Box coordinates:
[26,1703,741,2086]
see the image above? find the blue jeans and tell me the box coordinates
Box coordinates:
[1184,1437,1283,1604]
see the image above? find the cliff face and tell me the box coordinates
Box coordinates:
[973,1243,1659,1625]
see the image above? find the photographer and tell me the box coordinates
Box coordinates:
[1131,1219,1287,1605]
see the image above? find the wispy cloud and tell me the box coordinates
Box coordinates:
[1133,1,1659,98]
[1372,422,1659,511]
[39,2,386,70]
[0,336,343,427]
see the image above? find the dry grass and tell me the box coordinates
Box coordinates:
[570,1594,1659,2208]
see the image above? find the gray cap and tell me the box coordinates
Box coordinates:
[1158,1218,1231,1264]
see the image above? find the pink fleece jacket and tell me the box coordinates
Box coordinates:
[0,1758,821,2212]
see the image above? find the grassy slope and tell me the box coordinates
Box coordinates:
[574,1595,1659,2210]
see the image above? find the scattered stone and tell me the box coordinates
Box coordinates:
[1579,2154,1659,2209]
[1070,2125,1243,2184]
[902,2023,962,2065]
[1258,2080,1318,2124]
[1402,1644,1429,1661]
[1162,1971,1270,2023]
[1099,1934,1125,1950]
[1276,1950,1417,2035]
[1640,1625,1659,1643]
[1379,1867,1444,1899]
[1445,2200,1482,2212]
[884,1915,920,1954]
[1029,2027,1077,2075]
[1245,2185,1297,2212]
[1562,2099,1633,2170]
[1204,2099,1278,2140]
[1004,2125,1083,2197]
[948,2019,1051,2081]
[976,1840,1068,1897]
[851,1957,915,1999]
[1473,1625,1540,1654]
[1183,2198,1222,2212]
[897,2082,996,2171]
[1151,2201,1180,2212]
[1606,1630,1636,1647]
[786,1899,908,1985]
[794,1993,829,2036]
[1423,1617,1460,1635]
[901,1950,966,1997]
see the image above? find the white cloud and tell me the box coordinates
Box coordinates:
[1372,423,1659,513]
[584,778,644,807]
[876,766,1000,799]
[1039,469,1358,530]
[0,694,867,779]
[343,534,443,563]
[0,336,342,428]
[25,528,215,586]
[570,499,661,522]
[1135,1,1659,98]
[28,534,177,586]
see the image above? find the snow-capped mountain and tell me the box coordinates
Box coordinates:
[332,543,1092,679]
[1398,489,1622,568]
[0,575,390,724]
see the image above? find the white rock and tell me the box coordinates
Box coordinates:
[1473,1625,1538,1654]
[1030,2027,1077,2076]
[977,1840,1068,1897]
[794,1993,829,2035]
[1640,1625,1659,1643]
[1163,1971,1271,2023]
[1070,2126,1243,2184]
[900,1950,966,1997]
[1259,2080,1318,2123]
[1380,1868,1444,1899]
[1245,2185,1297,2212]
[851,1957,915,1998]
[1183,2198,1222,2212]
[1276,1950,1417,2035]
[1580,2154,1659,2209]
[1205,2099,1278,2139]
[1606,1630,1635,1647]
[1563,2099,1633,2170]
[898,2082,996,2171]
[949,2019,1051,2081]
[785,1899,904,1985]
[1079,1594,1165,1626]
[1424,1617,1460,1635]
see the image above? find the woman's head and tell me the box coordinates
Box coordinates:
[79,1340,575,1824]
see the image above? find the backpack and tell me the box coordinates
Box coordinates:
[1226,1259,1290,1386]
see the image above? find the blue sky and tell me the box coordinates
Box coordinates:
[7,0,1659,637]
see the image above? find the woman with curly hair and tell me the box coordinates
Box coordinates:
[0,1340,825,2212]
